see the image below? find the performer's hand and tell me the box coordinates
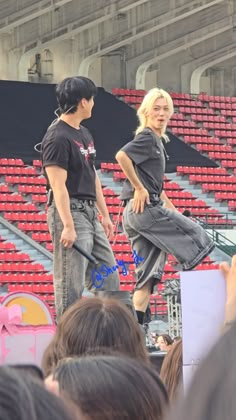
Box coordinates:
[60,226,77,248]
[133,187,150,213]
[101,216,114,240]
[220,255,236,324]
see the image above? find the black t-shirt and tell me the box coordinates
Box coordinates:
[41,120,96,200]
[120,128,166,200]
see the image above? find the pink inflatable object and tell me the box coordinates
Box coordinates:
[0,292,56,366]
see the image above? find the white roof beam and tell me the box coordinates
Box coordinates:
[78,0,226,75]
[135,17,233,89]
[1,0,148,34]
[0,0,73,32]
[16,0,225,56]
[190,45,236,93]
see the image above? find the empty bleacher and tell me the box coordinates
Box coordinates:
[1,156,217,317]
[1,90,236,317]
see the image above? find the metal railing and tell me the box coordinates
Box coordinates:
[196,216,236,257]
[0,215,52,260]
[200,212,236,229]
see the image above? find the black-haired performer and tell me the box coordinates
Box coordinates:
[116,87,214,325]
[41,76,119,319]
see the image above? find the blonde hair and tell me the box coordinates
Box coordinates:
[136,87,174,141]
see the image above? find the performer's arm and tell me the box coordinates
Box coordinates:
[95,170,113,240]
[115,150,150,213]
[45,165,77,248]
[160,190,177,211]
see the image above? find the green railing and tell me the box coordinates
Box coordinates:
[200,212,236,229]
[196,217,236,257]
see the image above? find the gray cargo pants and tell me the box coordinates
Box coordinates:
[123,199,215,291]
[47,199,120,319]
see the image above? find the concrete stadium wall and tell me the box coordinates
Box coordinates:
[0,0,235,95]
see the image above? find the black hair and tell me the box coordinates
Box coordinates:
[10,364,44,381]
[42,297,149,376]
[56,76,97,114]
[54,355,169,420]
[0,365,78,420]
[159,334,174,346]
[24,375,79,420]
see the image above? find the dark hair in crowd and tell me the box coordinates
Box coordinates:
[56,76,97,114]
[167,322,236,420]
[0,366,78,420]
[160,339,183,401]
[42,297,149,376]
[159,334,174,346]
[54,355,169,420]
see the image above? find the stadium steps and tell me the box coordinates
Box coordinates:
[99,168,232,220]
[167,172,231,216]
[98,170,123,195]
[0,216,52,270]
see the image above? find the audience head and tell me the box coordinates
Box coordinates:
[167,322,236,420]
[0,365,78,420]
[53,355,169,420]
[160,339,183,401]
[42,297,148,376]
[157,334,174,352]
[151,332,159,346]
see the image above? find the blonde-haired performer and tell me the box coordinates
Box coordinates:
[116,88,214,325]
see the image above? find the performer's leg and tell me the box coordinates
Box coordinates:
[123,200,214,272]
[47,201,94,320]
[85,208,120,291]
[132,247,167,324]
[123,205,167,323]
[144,204,215,269]
[133,281,152,320]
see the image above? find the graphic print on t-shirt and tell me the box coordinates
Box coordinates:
[73,140,96,163]
[42,121,96,200]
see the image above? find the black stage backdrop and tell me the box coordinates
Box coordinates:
[0,80,217,172]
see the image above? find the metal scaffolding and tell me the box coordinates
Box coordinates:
[167,295,182,337]
[161,278,182,337]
